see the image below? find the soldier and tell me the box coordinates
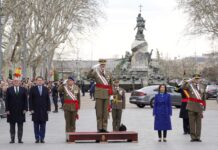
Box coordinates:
[58,76,80,135]
[181,74,206,142]
[87,59,113,132]
[175,79,190,135]
[89,80,95,100]
[111,79,126,131]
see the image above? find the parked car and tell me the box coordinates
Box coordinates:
[205,85,218,99]
[129,85,182,108]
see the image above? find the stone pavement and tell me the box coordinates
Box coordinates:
[0,93,218,150]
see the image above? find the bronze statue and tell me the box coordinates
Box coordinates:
[134,13,146,41]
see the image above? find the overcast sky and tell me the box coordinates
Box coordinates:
[58,0,214,61]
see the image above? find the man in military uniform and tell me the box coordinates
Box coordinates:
[58,76,80,133]
[175,79,190,135]
[87,59,113,132]
[181,74,206,142]
[111,79,126,131]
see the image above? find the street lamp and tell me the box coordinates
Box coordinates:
[43,49,48,81]
[0,0,3,80]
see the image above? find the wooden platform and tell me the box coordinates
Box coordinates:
[66,131,138,143]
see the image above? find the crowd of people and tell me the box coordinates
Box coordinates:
[0,76,97,143]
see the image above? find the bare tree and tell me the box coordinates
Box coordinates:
[2,0,104,78]
[177,0,218,39]
[159,56,200,80]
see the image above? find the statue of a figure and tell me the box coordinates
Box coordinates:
[148,49,153,64]
[125,51,131,61]
[134,13,146,40]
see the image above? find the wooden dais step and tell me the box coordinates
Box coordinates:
[66,131,138,143]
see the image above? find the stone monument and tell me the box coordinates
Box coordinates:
[112,6,166,90]
[131,12,149,71]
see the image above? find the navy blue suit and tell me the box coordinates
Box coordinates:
[29,85,50,141]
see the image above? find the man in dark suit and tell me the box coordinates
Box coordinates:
[29,76,51,143]
[5,77,28,144]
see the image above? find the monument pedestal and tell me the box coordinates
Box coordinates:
[131,39,149,72]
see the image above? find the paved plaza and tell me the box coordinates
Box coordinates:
[0,93,218,150]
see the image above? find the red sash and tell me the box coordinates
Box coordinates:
[64,99,79,110]
[96,84,113,95]
[182,98,189,102]
[188,97,206,106]
[64,99,79,119]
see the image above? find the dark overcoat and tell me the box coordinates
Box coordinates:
[29,86,51,122]
[175,87,189,119]
[5,86,28,123]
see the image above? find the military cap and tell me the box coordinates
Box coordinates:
[193,74,201,79]
[98,59,107,65]
[68,76,75,81]
[113,79,120,83]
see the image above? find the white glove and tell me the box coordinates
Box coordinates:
[110,95,113,101]
[92,64,100,69]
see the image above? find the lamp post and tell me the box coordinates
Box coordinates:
[61,58,63,79]
[0,0,3,80]
[21,26,27,79]
[43,49,48,81]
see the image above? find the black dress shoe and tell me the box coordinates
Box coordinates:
[40,140,45,143]
[35,140,39,143]
[101,129,109,133]
[196,139,202,142]
[190,139,196,142]
[18,140,23,144]
[9,140,15,144]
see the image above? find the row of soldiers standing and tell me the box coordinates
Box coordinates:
[58,58,126,138]
[5,58,125,143]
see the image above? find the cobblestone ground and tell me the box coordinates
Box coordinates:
[0,93,218,150]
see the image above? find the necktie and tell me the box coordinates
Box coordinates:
[16,87,18,94]
[39,86,42,95]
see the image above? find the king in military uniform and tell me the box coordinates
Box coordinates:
[181,74,206,142]
[58,76,80,134]
[111,79,126,131]
[87,59,113,132]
